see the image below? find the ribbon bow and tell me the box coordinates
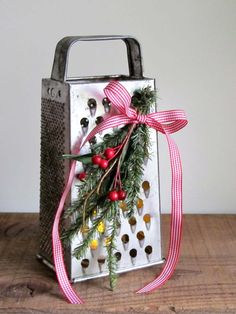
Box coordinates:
[86,82,187,138]
[52,81,188,304]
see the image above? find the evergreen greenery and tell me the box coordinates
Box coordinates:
[62,86,156,289]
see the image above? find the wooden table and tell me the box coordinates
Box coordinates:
[0,214,235,313]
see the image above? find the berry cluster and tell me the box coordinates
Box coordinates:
[76,147,127,202]
[91,148,115,169]
[107,189,126,201]
[75,148,115,181]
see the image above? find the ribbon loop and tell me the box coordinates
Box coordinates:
[52,81,188,304]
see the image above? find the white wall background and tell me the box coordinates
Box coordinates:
[0,0,235,213]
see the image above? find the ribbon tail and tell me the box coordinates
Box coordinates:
[137,132,183,293]
[52,148,84,304]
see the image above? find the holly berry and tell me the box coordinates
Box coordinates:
[75,172,86,181]
[92,154,102,165]
[118,190,127,200]
[99,159,109,169]
[104,148,115,159]
[108,190,119,201]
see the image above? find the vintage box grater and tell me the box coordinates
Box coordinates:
[37,36,164,283]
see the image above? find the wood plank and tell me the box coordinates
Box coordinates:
[0,214,235,313]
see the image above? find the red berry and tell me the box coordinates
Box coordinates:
[108,190,119,201]
[75,172,86,181]
[104,148,115,159]
[92,155,102,165]
[118,190,127,200]
[99,159,109,169]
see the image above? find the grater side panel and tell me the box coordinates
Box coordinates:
[39,79,71,272]
[69,79,162,281]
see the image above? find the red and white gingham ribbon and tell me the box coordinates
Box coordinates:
[52,81,188,303]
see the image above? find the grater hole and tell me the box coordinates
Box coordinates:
[90,239,98,250]
[119,201,128,211]
[137,231,145,241]
[142,181,150,198]
[95,116,104,125]
[97,221,105,234]
[80,225,89,234]
[80,117,89,127]
[116,222,121,236]
[115,252,122,261]
[92,209,97,219]
[88,99,97,117]
[105,236,112,246]
[136,198,144,215]
[143,214,151,223]
[102,97,110,105]
[97,256,106,264]
[81,259,89,268]
[50,88,56,97]
[121,234,129,244]
[102,97,111,113]
[128,217,137,226]
[128,216,137,233]
[136,198,144,209]
[88,98,97,109]
[129,248,137,258]
[80,117,89,135]
[145,245,153,255]
[89,136,97,145]
[142,180,150,189]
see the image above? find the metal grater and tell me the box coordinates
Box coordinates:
[37,36,164,282]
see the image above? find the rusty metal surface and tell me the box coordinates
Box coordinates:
[39,80,71,273]
[51,35,143,82]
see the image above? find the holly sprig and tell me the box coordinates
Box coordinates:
[62,86,156,289]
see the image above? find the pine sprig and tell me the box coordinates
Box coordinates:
[105,202,119,290]
[61,203,96,246]
[92,126,129,155]
[119,86,155,216]
[73,210,107,259]
[64,165,103,218]
[131,85,156,115]
[120,125,150,217]
[72,202,119,266]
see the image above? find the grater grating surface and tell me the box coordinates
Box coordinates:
[39,98,68,262]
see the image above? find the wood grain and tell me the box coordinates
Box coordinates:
[0,214,235,313]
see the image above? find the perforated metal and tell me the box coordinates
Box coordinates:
[38,79,163,282]
[68,81,163,282]
[39,97,68,262]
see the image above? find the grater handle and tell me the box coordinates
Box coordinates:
[51,36,143,82]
